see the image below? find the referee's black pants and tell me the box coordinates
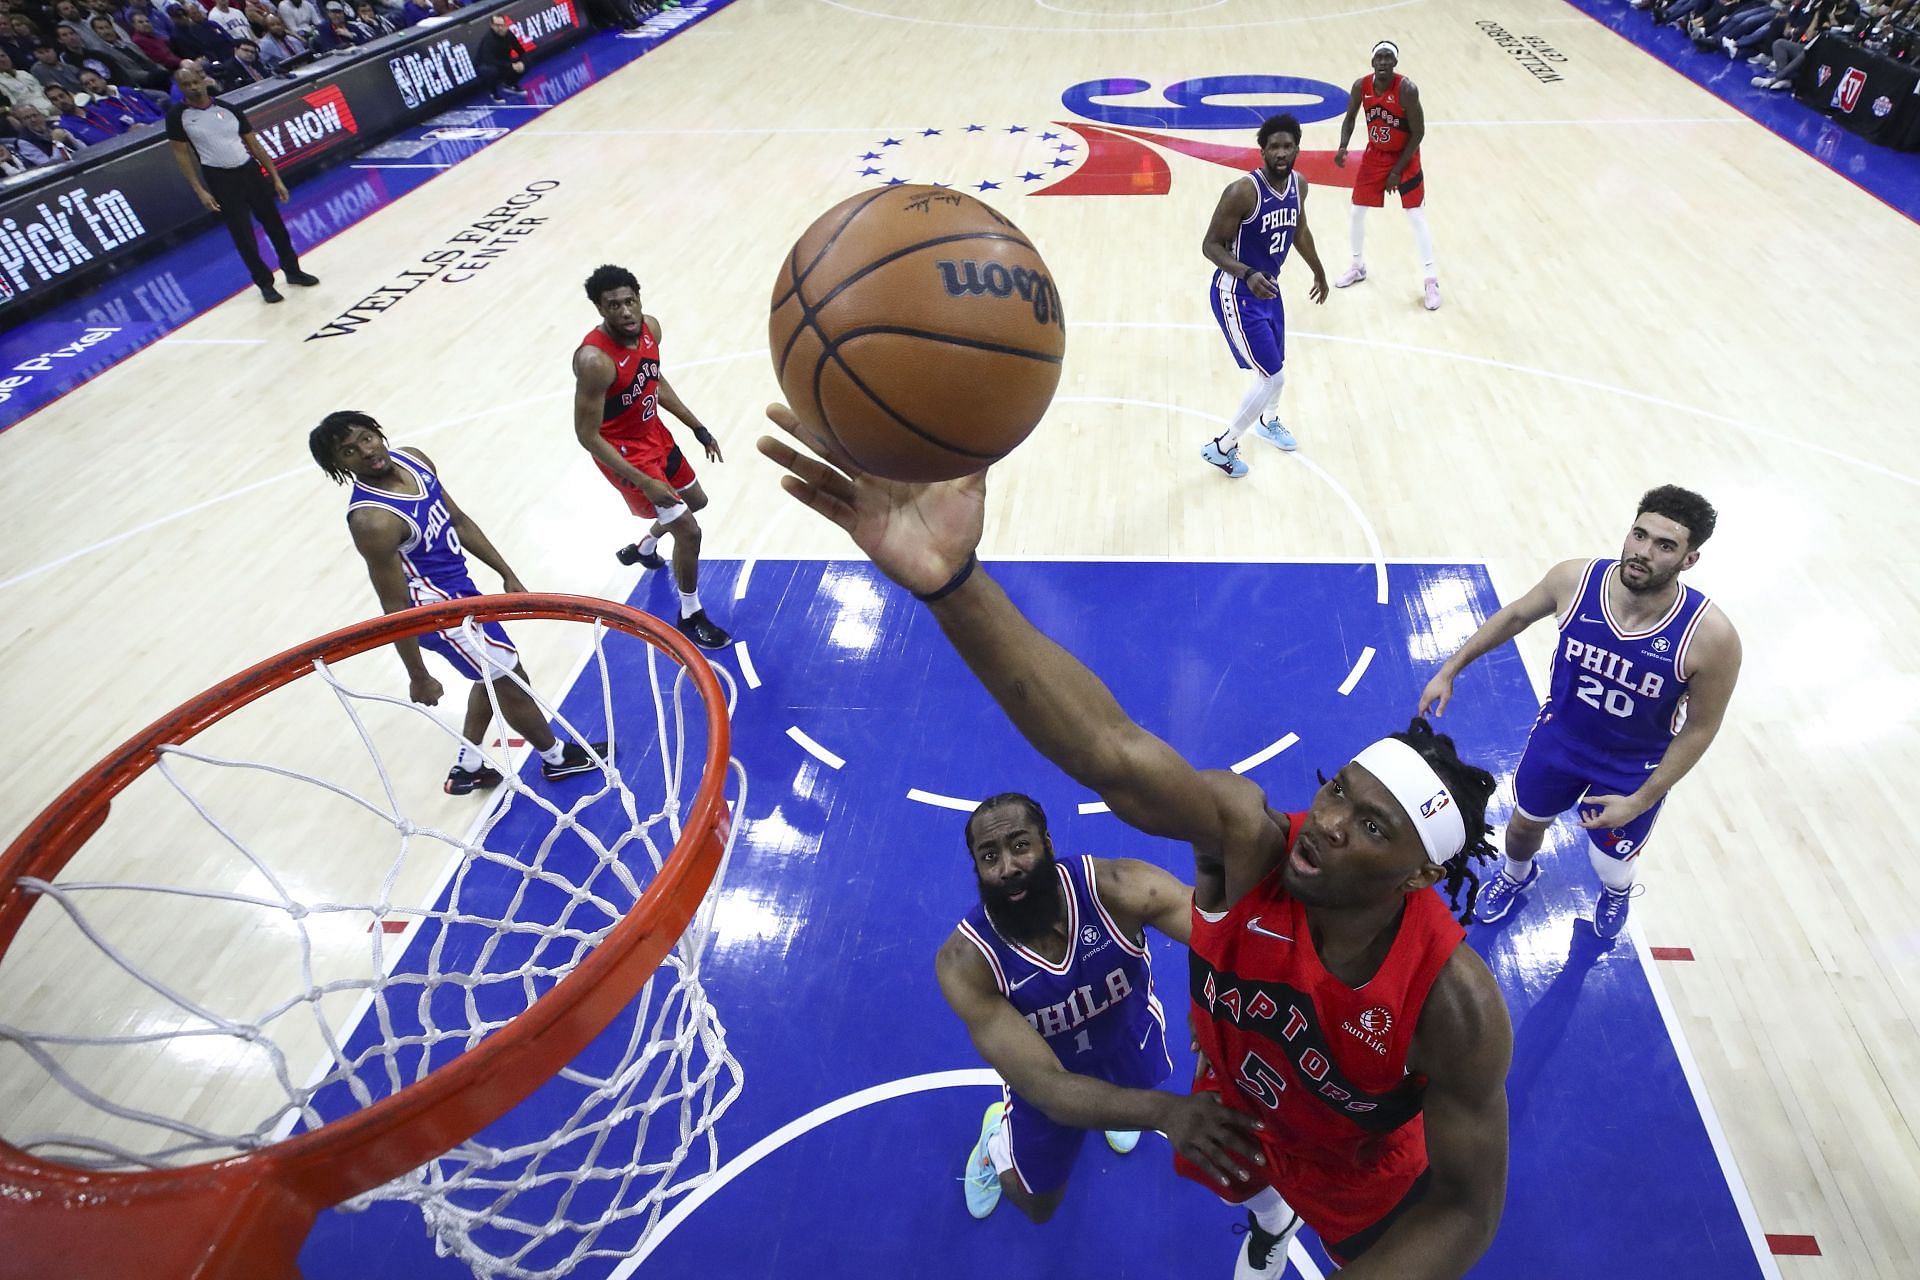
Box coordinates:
[202,161,301,288]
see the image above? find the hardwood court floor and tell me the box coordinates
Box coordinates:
[2,1,1917,1275]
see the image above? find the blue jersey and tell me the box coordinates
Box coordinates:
[1219,168,1300,294]
[1541,558,1715,765]
[956,856,1171,1090]
[346,452,481,605]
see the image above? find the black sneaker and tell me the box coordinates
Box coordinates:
[285,270,320,286]
[261,284,285,303]
[677,610,730,651]
[1230,1208,1297,1280]
[444,763,503,795]
[616,541,666,570]
[541,740,610,781]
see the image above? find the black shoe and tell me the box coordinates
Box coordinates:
[285,269,320,286]
[677,609,730,651]
[541,740,610,781]
[616,541,666,570]
[1231,1208,1297,1279]
[261,284,285,303]
[444,763,504,795]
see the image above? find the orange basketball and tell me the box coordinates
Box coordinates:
[769,185,1066,482]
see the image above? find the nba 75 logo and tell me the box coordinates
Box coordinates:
[1834,66,1868,114]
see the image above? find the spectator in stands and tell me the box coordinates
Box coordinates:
[348,1,392,39]
[3,15,43,68]
[7,99,83,163]
[1711,0,1788,55]
[0,46,52,113]
[476,12,526,101]
[128,0,178,42]
[256,13,303,67]
[89,13,169,84]
[78,64,164,123]
[1754,0,1833,85]
[217,35,270,83]
[127,11,182,69]
[28,42,86,94]
[43,79,124,140]
[53,0,114,52]
[313,2,359,49]
[394,0,433,26]
[0,136,32,176]
[204,0,253,40]
[54,22,127,81]
[168,5,234,62]
[276,0,320,39]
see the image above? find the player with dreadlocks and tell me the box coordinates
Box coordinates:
[758,403,1515,1280]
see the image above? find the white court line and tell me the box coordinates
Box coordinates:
[1078,800,1110,815]
[810,0,1425,34]
[1232,732,1299,774]
[349,163,454,169]
[1480,562,1783,1280]
[732,639,760,690]
[906,788,978,812]
[784,725,844,770]
[0,351,761,594]
[1337,645,1376,696]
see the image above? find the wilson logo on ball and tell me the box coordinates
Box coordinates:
[934,260,1064,328]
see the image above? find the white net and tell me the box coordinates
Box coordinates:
[0,613,745,1279]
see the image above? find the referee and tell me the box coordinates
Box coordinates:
[166,63,319,303]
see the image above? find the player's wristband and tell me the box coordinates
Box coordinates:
[912,553,978,604]
[693,427,716,447]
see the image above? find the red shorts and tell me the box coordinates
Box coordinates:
[596,427,697,519]
[1171,1060,1430,1261]
[1351,147,1425,209]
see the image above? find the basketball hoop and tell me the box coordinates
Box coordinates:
[0,594,743,1279]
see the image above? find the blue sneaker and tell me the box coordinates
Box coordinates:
[963,1101,1006,1219]
[1252,416,1297,451]
[1201,438,1248,478]
[1105,1129,1140,1155]
[1593,885,1642,940]
[1474,862,1539,924]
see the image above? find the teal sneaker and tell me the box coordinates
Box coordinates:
[964,1101,1006,1219]
[1252,417,1297,451]
[1105,1129,1141,1155]
[1201,438,1248,478]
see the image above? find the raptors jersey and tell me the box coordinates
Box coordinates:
[578,324,663,451]
[1541,558,1714,766]
[345,452,480,604]
[1185,813,1462,1239]
[956,856,1171,1090]
[1220,168,1300,292]
[1361,74,1414,153]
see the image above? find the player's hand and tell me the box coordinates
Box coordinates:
[1246,271,1279,300]
[409,672,444,706]
[1161,1093,1265,1188]
[700,436,724,464]
[1333,147,1348,168]
[501,574,528,594]
[1579,794,1649,830]
[273,179,290,203]
[1308,273,1329,305]
[1417,670,1455,717]
[1384,170,1403,193]
[197,187,221,212]
[759,401,984,599]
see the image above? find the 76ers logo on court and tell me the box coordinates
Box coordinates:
[1835,67,1868,114]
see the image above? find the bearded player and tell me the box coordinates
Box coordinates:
[759,405,1512,1279]
[1333,41,1441,311]
[572,263,730,650]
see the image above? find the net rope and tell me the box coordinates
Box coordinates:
[0,616,745,1278]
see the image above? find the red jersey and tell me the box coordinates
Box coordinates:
[578,323,665,452]
[1360,73,1413,154]
[1182,812,1463,1244]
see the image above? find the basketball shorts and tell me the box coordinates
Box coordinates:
[597,432,698,520]
[412,587,520,683]
[1351,148,1425,209]
[1210,275,1286,377]
[1511,723,1667,860]
[994,1015,1170,1195]
[1172,1059,1431,1257]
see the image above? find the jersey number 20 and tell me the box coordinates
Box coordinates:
[1575,675,1634,719]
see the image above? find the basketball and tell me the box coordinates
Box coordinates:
[768,185,1066,482]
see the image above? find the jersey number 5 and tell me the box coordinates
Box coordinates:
[1235,1048,1288,1109]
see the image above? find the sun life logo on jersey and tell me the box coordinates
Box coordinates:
[1340,1005,1392,1055]
[1360,1007,1393,1035]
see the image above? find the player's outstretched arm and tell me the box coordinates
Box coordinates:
[1091,857,1194,945]
[760,405,1229,847]
[936,934,1263,1186]
[1333,947,1511,1280]
[1417,558,1585,717]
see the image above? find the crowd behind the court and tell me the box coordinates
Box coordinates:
[1615,0,1918,90]
[0,0,671,174]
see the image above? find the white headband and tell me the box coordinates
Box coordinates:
[1373,40,1399,58]
[1349,737,1465,865]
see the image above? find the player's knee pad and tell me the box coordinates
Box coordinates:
[1588,841,1639,891]
[653,500,690,526]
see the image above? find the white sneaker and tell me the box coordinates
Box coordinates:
[1333,262,1366,288]
[1423,277,1441,311]
[1231,1207,1303,1280]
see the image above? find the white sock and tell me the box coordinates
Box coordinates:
[1503,855,1534,883]
[1349,204,1368,262]
[1217,369,1287,447]
[637,533,659,556]
[1405,207,1436,276]
[1243,1186,1299,1235]
[1589,844,1638,892]
[679,589,702,619]
[538,740,567,765]
[455,743,483,770]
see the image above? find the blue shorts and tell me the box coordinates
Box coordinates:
[418,616,520,683]
[1511,724,1666,860]
[1210,275,1286,378]
[998,1014,1169,1195]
